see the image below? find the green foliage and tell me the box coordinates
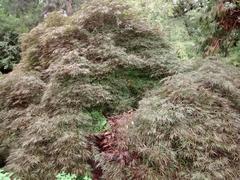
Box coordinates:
[124,0,174,25]
[124,0,240,64]
[81,176,92,180]
[0,32,20,73]
[0,9,26,74]
[123,0,200,60]
[0,4,27,73]
[89,111,108,132]
[197,0,240,61]
[173,0,205,16]
[228,40,240,66]
[56,172,77,180]
[0,0,43,73]
[56,172,92,180]
[0,169,14,180]
[167,17,197,60]
[0,10,27,33]
[0,170,92,180]
[0,0,42,32]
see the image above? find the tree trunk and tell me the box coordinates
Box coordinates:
[66,0,73,16]
[42,0,57,17]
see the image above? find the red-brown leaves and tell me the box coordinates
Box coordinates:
[95,110,136,166]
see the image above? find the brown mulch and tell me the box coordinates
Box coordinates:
[91,110,137,179]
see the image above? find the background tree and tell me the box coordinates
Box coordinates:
[66,0,73,16]
[0,0,85,73]
[200,0,240,56]
[42,0,81,16]
[0,0,40,73]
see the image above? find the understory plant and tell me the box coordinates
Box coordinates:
[56,172,77,180]
[56,172,92,180]
[0,32,20,73]
[89,111,108,132]
[0,169,15,180]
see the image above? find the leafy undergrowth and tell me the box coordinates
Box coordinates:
[56,172,92,180]
[0,169,14,180]
[89,111,108,132]
[0,32,21,74]
[0,169,91,180]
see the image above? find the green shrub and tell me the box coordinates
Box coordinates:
[0,169,14,180]
[123,0,199,60]
[0,32,20,73]
[56,172,92,180]
[0,170,92,180]
[80,175,92,180]
[228,40,240,66]
[0,8,26,74]
[56,172,77,180]
[0,1,43,74]
[89,111,108,132]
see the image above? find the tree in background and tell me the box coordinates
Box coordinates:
[42,0,64,16]
[66,0,73,16]
[1,0,239,72]
[42,0,84,16]
[0,32,20,73]
[173,0,205,16]
[0,0,39,73]
[201,0,240,57]
[172,0,240,65]
[0,0,85,73]
[0,0,43,28]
